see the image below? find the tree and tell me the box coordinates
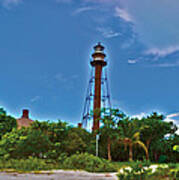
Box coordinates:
[31,120,69,143]
[0,108,17,139]
[140,112,177,161]
[118,117,149,161]
[99,108,125,161]
[62,127,90,155]
[0,127,52,159]
[30,120,71,158]
[0,108,6,115]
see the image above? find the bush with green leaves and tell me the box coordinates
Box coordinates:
[0,157,58,171]
[62,153,117,172]
[58,153,68,163]
[0,127,52,159]
[0,108,17,139]
[61,127,92,156]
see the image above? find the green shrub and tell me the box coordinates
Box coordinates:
[0,157,58,171]
[62,153,117,172]
[0,128,52,159]
[168,163,177,169]
[58,153,68,163]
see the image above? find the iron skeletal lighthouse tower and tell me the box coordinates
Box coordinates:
[82,43,111,132]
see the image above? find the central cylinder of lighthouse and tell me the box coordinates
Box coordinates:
[91,43,107,132]
[93,64,102,130]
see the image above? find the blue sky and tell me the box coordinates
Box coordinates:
[0,0,179,129]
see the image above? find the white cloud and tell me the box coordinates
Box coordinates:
[131,112,179,134]
[96,27,121,38]
[2,0,22,8]
[121,36,135,49]
[165,113,179,134]
[152,61,179,68]
[131,112,147,120]
[30,96,40,103]
[55,0,179,51]
[73,6,95,15]
[121,0,179,49]
[115,7,133,23]
[167,113,179,119]
[128,59,138,64]
[145,46,179,57]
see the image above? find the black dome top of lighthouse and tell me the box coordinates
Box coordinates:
[91,42,107,67]
[94,42,105,51]
[92,42,106,59]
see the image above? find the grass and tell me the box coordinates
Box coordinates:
[0,157,178,179]
[0,158,60,172]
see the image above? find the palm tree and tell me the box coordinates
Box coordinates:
[118,118,149,161]
[120,132,149,161]
[99,108,126,161]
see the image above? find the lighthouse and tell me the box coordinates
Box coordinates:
[91,43,107,131]
[82,43,111,132]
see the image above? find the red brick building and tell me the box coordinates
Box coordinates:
[16,109,34,129]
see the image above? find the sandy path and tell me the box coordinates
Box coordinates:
[0,170,118,180]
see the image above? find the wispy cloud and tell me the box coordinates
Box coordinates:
[128,59,138,64]
[115,7,133,23]
[145,46,179,58]
[1,0,22,8]
[152,61,179,68]
[73,6,96,15]
[167,113,179,119]
[165,113,179,134]
[96,27,121,38]
[131,112,147,120]
[30,96,40,103]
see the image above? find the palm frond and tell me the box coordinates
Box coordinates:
[132,132,140,140]
[134,140,149,157]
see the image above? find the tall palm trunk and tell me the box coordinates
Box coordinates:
[146,150,149,160]
[129,144,133,162]
[107,137,112,161]
[146,137,152,150]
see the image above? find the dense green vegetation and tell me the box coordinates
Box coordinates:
[0,108,16,140]
[117,161,179,180]
[62,153,117,172]
[0,157,59,171]
[0,107,178,176]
